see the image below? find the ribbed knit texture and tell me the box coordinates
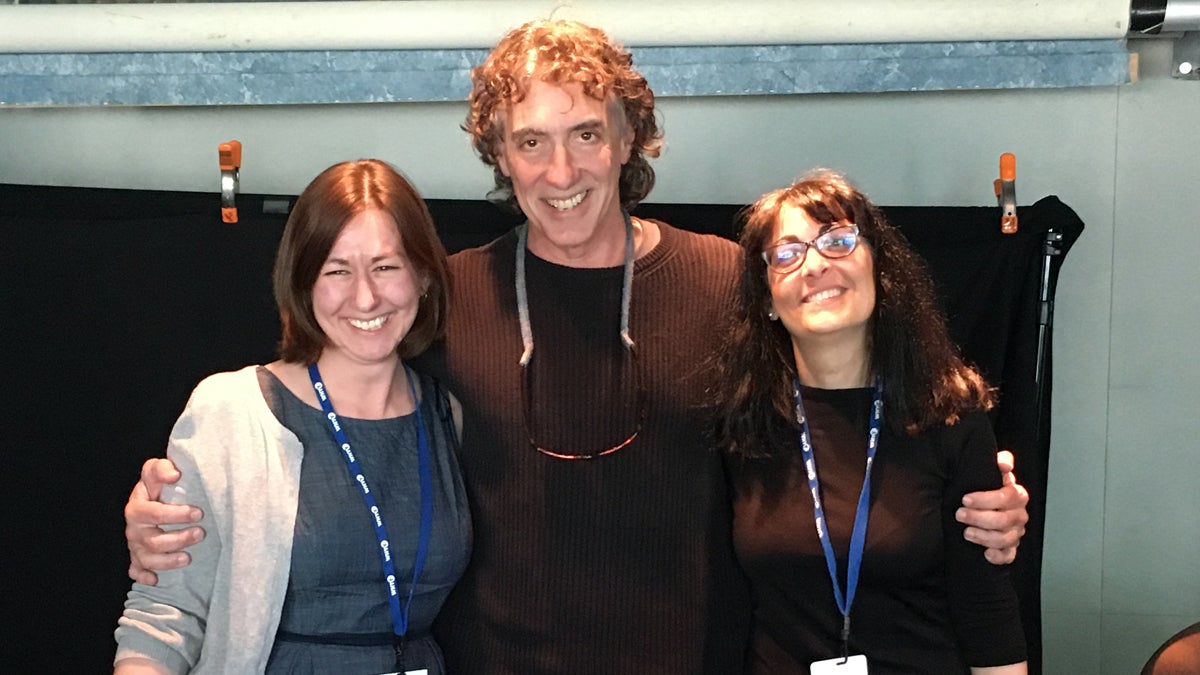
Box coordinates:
[414,222,752,674]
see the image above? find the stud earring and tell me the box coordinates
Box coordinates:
[767,309,778,321]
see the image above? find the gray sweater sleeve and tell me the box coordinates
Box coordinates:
[115,376,229,673]
[114,367,303,674]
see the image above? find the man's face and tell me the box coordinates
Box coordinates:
[496,79,634,265]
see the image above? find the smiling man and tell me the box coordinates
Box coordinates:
[123,19,1030,674]
[494,78,634,265]
[420,24,750,671]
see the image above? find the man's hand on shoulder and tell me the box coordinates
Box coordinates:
[125,458,206,585]
[957,450,1029,565]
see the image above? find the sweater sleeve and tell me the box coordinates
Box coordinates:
[114,378,229,674]
[941,411,1028,667]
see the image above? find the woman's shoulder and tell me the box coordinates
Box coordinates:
[912,408,997,472]
[168,366,283,467]
[411,368,455,409]
[410,368,462,441]
[182,365,275,420]
[951,408,995,437]
[191,365,261,398]
[916,407,993,440]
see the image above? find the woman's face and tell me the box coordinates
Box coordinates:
[311,208,425,368]
[765,204,876,347]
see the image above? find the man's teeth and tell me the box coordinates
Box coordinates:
[349,316,388,330]
[547,192,586,211]
[806,288,844,303]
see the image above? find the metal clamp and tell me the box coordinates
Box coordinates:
[219,140,242,223]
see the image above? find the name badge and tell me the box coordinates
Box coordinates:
[810,654,868,675]
[376,670,428,675]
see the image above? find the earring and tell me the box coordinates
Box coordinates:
[767,308,778,321]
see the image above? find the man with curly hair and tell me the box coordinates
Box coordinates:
[413,22,760,672]
[123,19,1030,673]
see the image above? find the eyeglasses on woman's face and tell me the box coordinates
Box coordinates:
[761,224,860,275]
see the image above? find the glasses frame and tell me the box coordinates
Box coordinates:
[761,223,860,274]
[520,345,647,460]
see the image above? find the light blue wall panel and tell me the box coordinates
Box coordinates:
[0,40,1131,106]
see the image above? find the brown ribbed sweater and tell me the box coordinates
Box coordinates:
[415,222,752,674]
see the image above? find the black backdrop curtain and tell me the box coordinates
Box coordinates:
[0,184,1081,673]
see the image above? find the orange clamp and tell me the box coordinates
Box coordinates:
[993,152,1017,234]
[219,140,242,224]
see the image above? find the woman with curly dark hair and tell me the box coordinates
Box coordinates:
[716,170,1028,674]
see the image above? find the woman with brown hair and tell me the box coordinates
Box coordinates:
[114,159,470,674]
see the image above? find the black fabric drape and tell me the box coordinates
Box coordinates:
[886,198,1083,675]
[0,184,1079,673]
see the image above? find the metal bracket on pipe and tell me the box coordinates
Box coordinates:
[1171,31,1200,78]
[219,140,242,223]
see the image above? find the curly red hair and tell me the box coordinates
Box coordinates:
[465,20,662,211]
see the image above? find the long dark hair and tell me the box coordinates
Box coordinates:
[714,169,993,462]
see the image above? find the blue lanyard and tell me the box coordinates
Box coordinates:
[793,378,883,657]
[308,363,433,656]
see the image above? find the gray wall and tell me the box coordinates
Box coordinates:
[1,38,1196,675]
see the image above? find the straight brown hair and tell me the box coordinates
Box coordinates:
[274,159,450,363]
